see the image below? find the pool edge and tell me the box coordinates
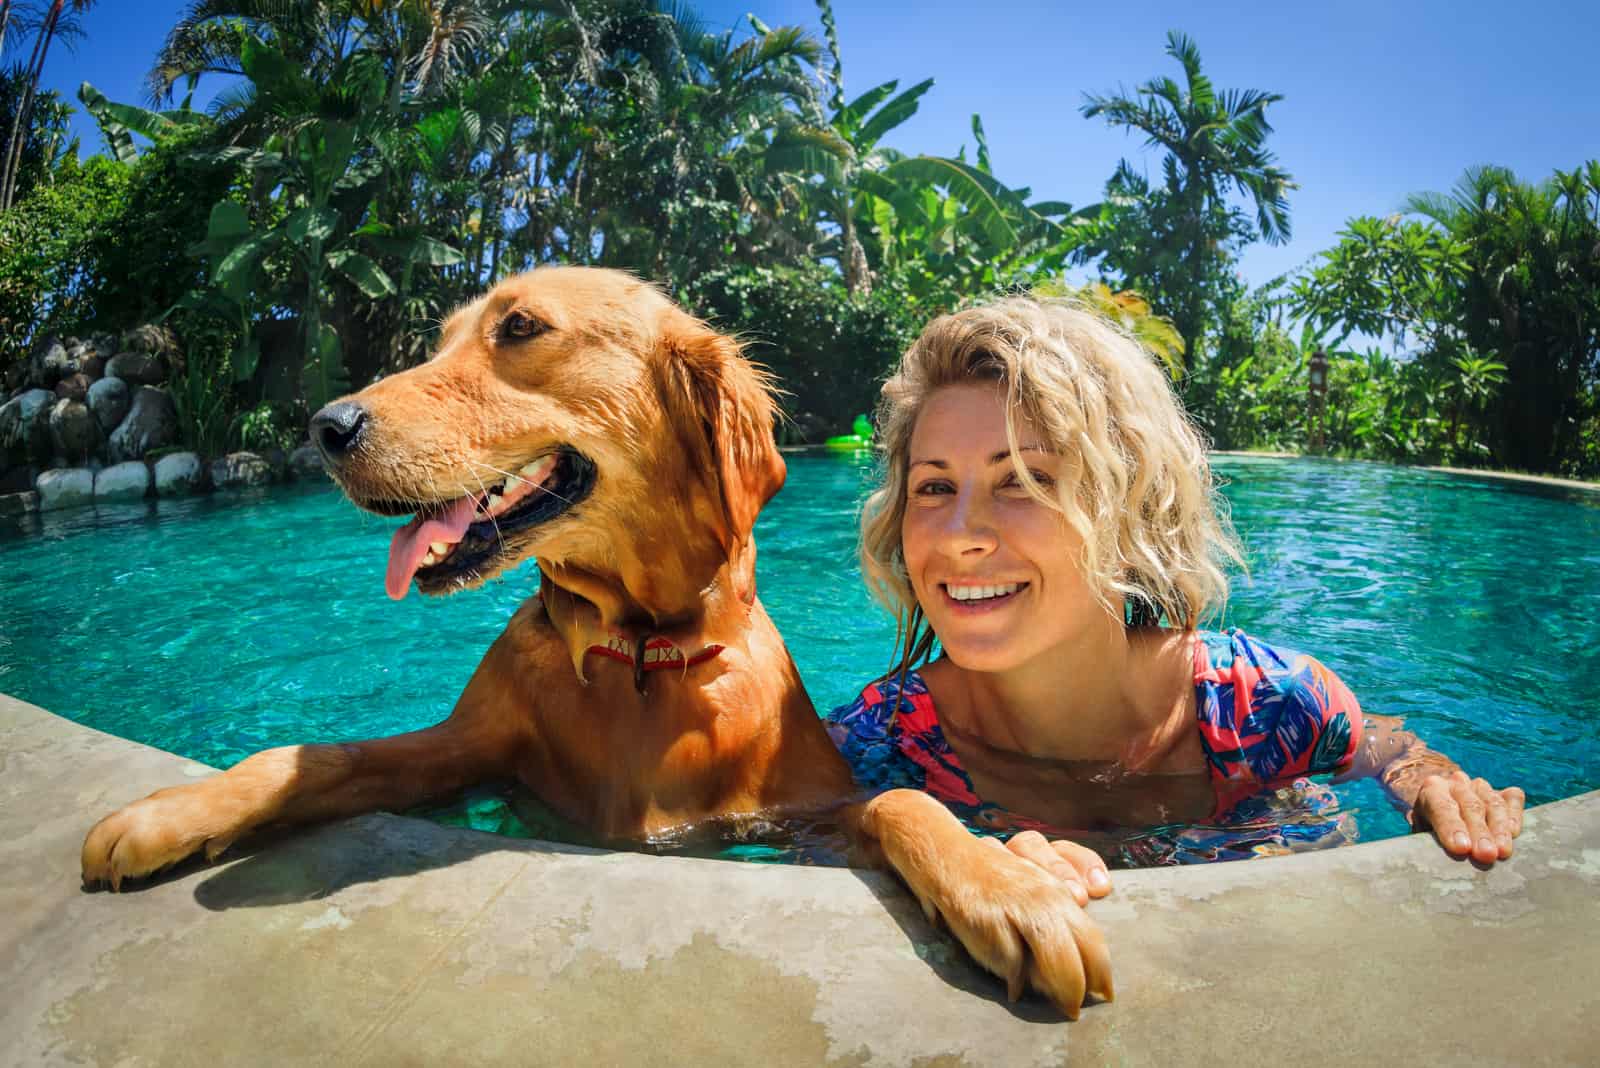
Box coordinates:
[4,691,1597,1066]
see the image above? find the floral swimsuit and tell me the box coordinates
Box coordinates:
[825,629,1367,864]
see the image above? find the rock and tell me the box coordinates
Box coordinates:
[3,363,26,393]
[153,451,207,497]
[94,460,150,502]
[0,490,38,518]
[108,386,177,462]
[289,443,327,479]
[1,388,55,464]
[29,336,69,388]
[210,451,276,490]
[123,324,178,356]
[80,355,106,381]
[48,398,102,464]
[87,376,131,435]
[35,467,94,511]
[54,373,92,402]
[1,394,30,457]
[104,350,168,386]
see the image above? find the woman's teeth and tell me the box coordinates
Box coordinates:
[946,583,1021,602]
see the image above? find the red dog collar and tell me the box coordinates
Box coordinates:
[586,634,725,693]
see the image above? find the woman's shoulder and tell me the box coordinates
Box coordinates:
[1193,628,1344,681]
[1191,626,1364,780]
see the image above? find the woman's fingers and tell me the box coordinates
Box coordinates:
[1051,840,1114,899]
[1502,786,1526,839]
[1415,773,1473,856]
[1416,772,1527,866]
[1484,784,1526,859]
[1448,773,1497,864]
[1005,831,1087,905]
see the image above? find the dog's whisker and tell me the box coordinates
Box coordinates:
[468,458,577,508]
[460,472,508,554]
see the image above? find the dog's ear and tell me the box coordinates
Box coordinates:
[660,318,786,548]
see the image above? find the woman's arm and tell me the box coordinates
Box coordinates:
[1339,714,1524,865]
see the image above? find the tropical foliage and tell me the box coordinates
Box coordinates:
[1077,30,1293,367]
[0,6,1595,477]
[1293,164,1600,472]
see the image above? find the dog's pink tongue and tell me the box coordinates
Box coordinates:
[385,496,480,600]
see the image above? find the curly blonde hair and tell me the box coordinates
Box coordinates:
[860,295,1243,669]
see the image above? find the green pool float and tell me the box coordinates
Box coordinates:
[824,414,874,452]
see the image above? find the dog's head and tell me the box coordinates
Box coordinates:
[311,267,785,605]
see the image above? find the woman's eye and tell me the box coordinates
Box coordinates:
[912,479,954,496]
[1001,470,1054,490]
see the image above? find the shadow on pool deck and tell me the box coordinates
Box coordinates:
[3,691,1597,1067]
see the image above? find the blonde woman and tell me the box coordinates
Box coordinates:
[826,296,1525,903]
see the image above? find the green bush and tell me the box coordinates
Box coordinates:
[0,155,129,364]
[1181,294,1307,452]
[682,263,923,442]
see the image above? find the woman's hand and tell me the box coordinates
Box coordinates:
[987,830,1113,907]
[1409,770,1525,865]
[1342,715,1526,867]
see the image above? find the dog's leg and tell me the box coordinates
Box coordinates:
[82,640,528,890]
[840,789,1114,1019]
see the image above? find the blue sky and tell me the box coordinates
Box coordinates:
[27,0,1600,290]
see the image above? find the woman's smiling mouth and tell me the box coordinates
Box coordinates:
[942,581,1029,609]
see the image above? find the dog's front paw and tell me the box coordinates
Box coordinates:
[862,789,1113,1018]
[81,786,243,891]
[910,840,1113,1018]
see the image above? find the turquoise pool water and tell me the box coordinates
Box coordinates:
[3,456,1598,865]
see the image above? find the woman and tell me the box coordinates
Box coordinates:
[828,295,1525,905]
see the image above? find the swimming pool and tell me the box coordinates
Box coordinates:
[3,455,1597,864]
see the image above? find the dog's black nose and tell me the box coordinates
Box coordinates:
[310,401,368,465]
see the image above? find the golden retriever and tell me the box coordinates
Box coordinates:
[79,267,1110,1016]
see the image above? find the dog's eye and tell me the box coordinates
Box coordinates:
[501,311,547,340]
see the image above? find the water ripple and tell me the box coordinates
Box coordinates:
[2,457,1596,860]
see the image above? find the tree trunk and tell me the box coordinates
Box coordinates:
[0,3,51,209]
[0,2,60,211]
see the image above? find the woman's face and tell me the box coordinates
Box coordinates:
[901,382,1103,674]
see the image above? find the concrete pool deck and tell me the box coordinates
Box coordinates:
[3,693,1596,1066]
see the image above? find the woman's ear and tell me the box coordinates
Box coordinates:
[659,317,786,549]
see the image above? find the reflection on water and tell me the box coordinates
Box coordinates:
[2,457,1597,866]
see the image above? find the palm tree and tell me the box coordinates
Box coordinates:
[1,0,20,57]
[1080,30,1294,364]
[1406,163,1600,471]
[0,0,96,211]
[580,6,830,285]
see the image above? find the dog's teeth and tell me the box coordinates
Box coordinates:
[429,541,449,555]
[422,551,438,567]
[485,493,504,512]
[519,455,557,482]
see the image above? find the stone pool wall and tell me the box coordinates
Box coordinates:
[0,331,329,518]
[2,692,1596,1066]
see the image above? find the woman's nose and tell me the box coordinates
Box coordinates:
[943,488,999,555]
